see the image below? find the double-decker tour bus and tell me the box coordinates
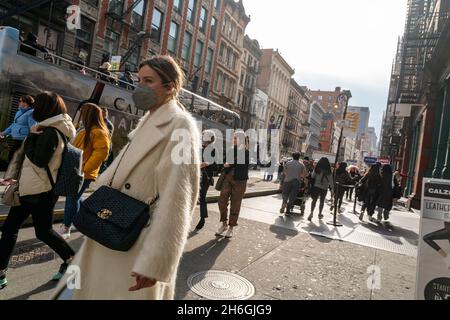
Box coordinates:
[0,26,240,168]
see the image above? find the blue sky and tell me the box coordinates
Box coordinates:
[243,0,408,139]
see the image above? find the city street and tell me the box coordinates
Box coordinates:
[0,176,418,300]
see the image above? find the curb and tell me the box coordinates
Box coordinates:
[0,189,281,227]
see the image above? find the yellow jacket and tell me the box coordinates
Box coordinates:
[73,127,111,181]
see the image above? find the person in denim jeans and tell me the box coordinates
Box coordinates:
[60,103,110,239]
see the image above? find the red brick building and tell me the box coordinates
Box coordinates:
[96,0,223,95]
[319,113,334,153]
[308,87,345,154]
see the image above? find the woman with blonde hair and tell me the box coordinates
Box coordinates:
[53,56,200,300]
[60,103,111,239]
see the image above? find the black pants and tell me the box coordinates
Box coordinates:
[199,175,210,219]
[364,191,379,216]
[346,188,354,200]
[311,187,328,215]
[334,185,346,209]
[7,139,23,163]
[0,192,75,270]
[423,222,450,252]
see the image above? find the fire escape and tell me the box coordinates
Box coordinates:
[397,0,449,104]
[105,0,150,70]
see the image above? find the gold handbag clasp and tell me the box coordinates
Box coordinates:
[97,209,112,220]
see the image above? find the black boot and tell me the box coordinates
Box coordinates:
[195,218,206,231]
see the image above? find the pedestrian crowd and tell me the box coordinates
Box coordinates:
[0,50,404,299]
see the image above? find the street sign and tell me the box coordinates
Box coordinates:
[378,158,390,165]
[416,179,450,300]
[364,157,377,165]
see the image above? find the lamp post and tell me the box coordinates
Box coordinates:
[328,90,352,227]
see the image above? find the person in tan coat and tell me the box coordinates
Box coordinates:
[52,56,200,300]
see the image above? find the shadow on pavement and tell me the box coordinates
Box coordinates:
[175,237,231,300]
[358,222,418,245]
[269,217,299,240]
[9,280,57,300]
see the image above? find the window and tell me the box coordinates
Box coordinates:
[150,9,163,43]
[173,0,183,14]
[214,0,221,10]
[131,0,146,30]
[108,0,124,15]
[318,96,323,101]
[181,31,192,61]
[194,40,204,67]
[187,0,197,24]
[167,21,179,53]
[210,17,217,42]
[219,42,225,59]
[199,7,208,33]
[74,16,94,64]
[103,28,120,55]
[205,48,213,74]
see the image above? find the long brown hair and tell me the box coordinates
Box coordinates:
[79,103,108,149]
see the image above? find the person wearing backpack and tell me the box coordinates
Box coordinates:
[0,92,76,290]
[0,95,37,162]
[59,103,111,240]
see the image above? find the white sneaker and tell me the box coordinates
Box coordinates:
[280,203,287,214]
[215,225,228,236]
[224,228,234,239]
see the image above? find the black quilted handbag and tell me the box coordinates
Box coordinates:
[72,142,159,252]
[73,186,158,252]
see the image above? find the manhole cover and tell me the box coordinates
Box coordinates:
[187,271,255,300]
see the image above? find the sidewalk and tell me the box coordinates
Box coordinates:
[0,191,418,300]
[0,170,281,225]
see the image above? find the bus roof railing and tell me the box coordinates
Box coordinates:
[17,42,240,120]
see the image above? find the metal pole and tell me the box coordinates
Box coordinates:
[390,103,398,168]
[45,1,53,49]
[328,91,351,227]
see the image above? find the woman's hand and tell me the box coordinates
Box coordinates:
[0,179,17,186]
[224,163,231,168]
[30,126,44,135]
[128,272,157,291]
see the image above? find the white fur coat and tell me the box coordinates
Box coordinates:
[53,100,200,300]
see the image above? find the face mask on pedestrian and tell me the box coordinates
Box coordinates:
[132,84,159,111]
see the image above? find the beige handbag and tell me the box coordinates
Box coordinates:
[2,181,20,207]
[2,142,25,207]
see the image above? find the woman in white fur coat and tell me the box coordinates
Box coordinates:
[53,56,200,300]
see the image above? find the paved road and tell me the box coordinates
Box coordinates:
[0,191,418,300]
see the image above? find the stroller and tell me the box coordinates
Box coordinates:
[293,179,309,216]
